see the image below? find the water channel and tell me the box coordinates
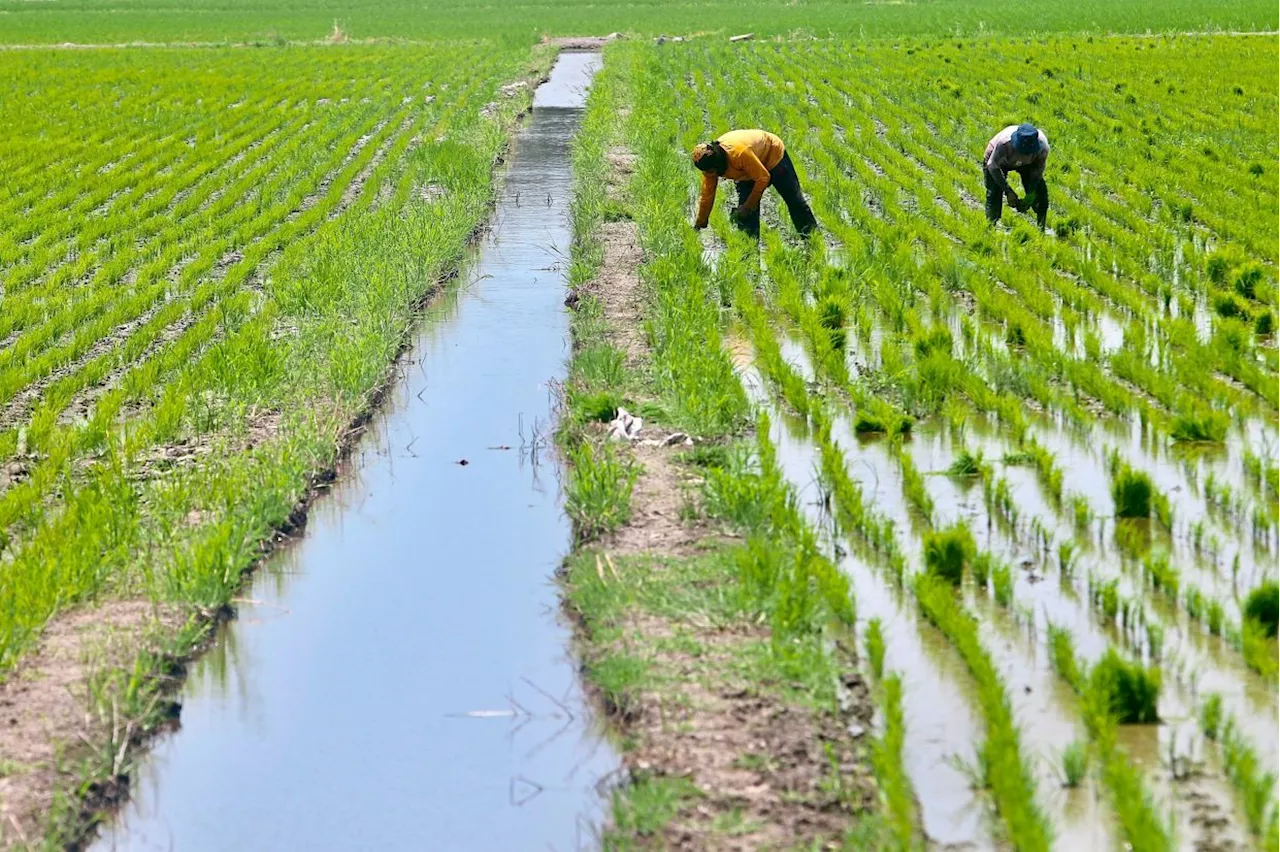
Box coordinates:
[93,52,614,852]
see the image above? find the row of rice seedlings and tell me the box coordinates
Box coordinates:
[0,93,405,422]
[1198,694,1280,848]
[0,45,540,669]
[913,570,1054,850]
[1047,624,1174,851]
[0,96,406,524]
[738,285,1060,847]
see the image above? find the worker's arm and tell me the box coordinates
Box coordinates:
[694,172,717,229]
[986,154,1019,205]
[737,150,772,211]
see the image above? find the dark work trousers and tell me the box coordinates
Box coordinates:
[983,166,1048,227]
[734,152,818,238]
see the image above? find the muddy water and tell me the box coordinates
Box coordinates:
[910,421,1266,849]
[729,342,996,850]
[93,53,616,852]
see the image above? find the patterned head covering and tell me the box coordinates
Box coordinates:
[692,142,719,168]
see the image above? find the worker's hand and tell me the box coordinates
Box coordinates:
[693,222,707,231]
[1012,197,1029,213]
[730,206,752,223]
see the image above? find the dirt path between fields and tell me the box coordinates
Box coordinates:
[0,603,183,847]
[569,146,880,849]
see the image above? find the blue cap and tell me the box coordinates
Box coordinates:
[1013,123,1040,155]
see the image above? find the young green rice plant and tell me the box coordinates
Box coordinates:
[895,441,935,522]
[1059,740,1090,789]
[817,294,848,354]
[1242,580,1278,638]
[853,406,911,437]
[1069,494,1093,532]
[869,673,920,851]
[1049,626,1172,847]
[1233,260,1264,300]
[992,559,1014,609]
[1093,578,1120,622]
[1145,619,1165,661]
[972,550,994,588]
[865,617,886,680]
[1170,408,1230,443]
[1185,585,1206,621]
[923,522,975,587]
[1199,692,1224,741]
[1143,553,1180,601]
[983,474,1017,526]
[1057,540,1077,577]
[1088,649,1161,725]
[1111,464,1153,519]
[913,574,1053,850]
[1206,599,1224,637]
[1254,311,1275,336]
[1216,715,1280,842]
[946,447,985,478]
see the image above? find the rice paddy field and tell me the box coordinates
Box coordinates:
[560,32,1279,852]
[0,0,1277,848]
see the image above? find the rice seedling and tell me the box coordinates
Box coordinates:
[972,550,993,588]
[1093,578,1121,622]
[1059,740,1090,788]
[1111,465,1153,519]
[1142,553,1180,601]
[1057,540,1077,576]
[992,560,1014,609]
[1199,692,1224,741]
[947,448,985,478]
[1170,409,1230,443]
[1206,600,1224,637]
[1088,650,1161,725]
[869,674,920,851]
[865,617,886,679]
[913,574,1053,850]
[923,523,975,586]
[1242,581,1278,638]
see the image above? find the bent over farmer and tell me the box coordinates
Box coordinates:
[983,123,1050,229]
[692,129,817,238]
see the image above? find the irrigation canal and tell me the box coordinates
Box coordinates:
[93,52,615,851]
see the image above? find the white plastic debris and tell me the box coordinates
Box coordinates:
[607,407,643,441]
[662,432,694,447]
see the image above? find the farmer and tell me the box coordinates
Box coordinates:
[983,123,1050,229]
[691,129,818,238]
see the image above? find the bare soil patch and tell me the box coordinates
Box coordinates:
[0,601,182,849]
[579,147,646,367]
[621,618,877,850]
[542,34,624,50]
[606,440,721,557]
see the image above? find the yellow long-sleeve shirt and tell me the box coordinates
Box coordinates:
[695,129,786,228]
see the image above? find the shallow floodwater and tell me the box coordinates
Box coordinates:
[93,53,615,852]
[730,344,996,850]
